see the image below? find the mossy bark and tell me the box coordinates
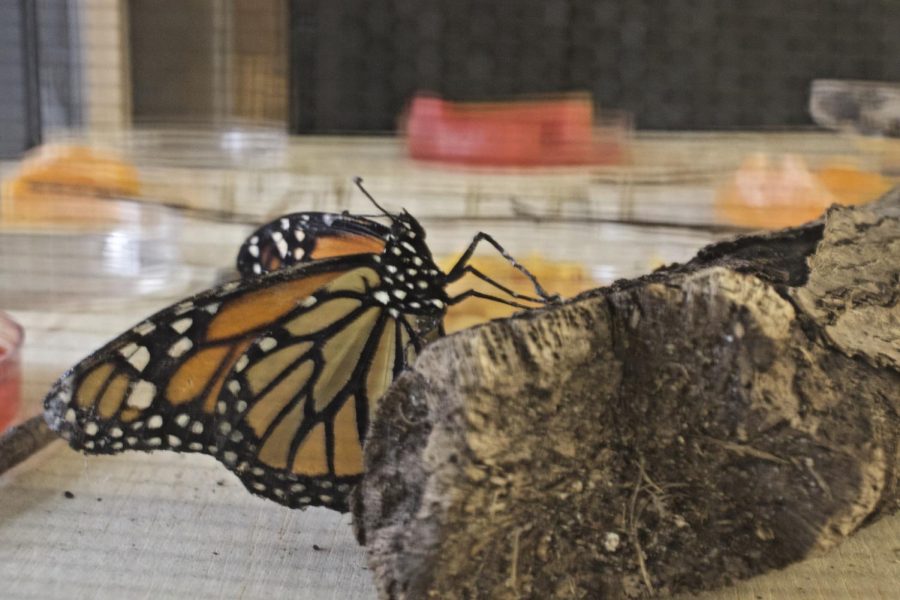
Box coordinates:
[354,191,900,599]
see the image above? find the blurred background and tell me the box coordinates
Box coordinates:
[2,0,900,428]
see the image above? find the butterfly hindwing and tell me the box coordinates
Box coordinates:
[214,267,424,510]
[237,212,389,277]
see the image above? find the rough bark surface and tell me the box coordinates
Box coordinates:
[353,191,900,599]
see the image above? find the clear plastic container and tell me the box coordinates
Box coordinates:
[0,199,186,309]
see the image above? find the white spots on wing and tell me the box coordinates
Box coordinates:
[401,241,416,253]
[396,273,405,282]
[300,214,310,222]
[280,218,290,230]
[417,280,429,289]
[251,467,264,476]
[174,301,194,316]
[252,263,262,275]
[133,321,156,336]
[147,415,163,429]
[319,494,333,504]
[170,317,192,334]
[289,483,306,493]
[409,301,420,309]
[119,342,138,358]
[247,244,259,258]
[373,290,390,305]
[391,246,401,256]
[293,247,305,260]
[84,422,99,436]
[412,256,423,266]
[128,346,151,372]
[205,302,220,314]
[112,441,124,450]
[234,354,249,372]
[249,236,259,244]
[235,400,247,413]
[300,295,317,307]
[372,255,381,263]
[257,337,277,352]
[405,282,414,290]
[126,380,156,409]
[168,337,193,358]
[227,379,241,395]
[175,414,190,427]
[386,264,397,273]
[294,229,306,242]
[168,435,182,447]
[273,488,285,498]
[222,281,240,292]
[230,431,243,443]
[431,299,445,308]
[130,421,144,430]
[252,482,266,492]
[189,442,203,451]
[109,427,123,438]
[191,421,204,435]
[146,437,162,447]
[126,436,138,446]
[217,401,227,415]
[392,289,407,300]
[65,408,76,423]
[388,308,399,318]
[223,451,238,464]
[275,237,289,258]
[270,231,284,242]
[84,441,95,450]
[406,268,417,276]
[219,422,232,435]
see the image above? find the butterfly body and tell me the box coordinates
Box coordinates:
[44,184,555,512]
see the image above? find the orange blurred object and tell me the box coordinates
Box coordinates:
[0,312,23,433]
[1,144,140,226]
[715,154,892,229]
[404,94,627,166]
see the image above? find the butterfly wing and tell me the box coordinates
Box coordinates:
[43,256,419,511]
[214,268,424,510]
[237,212,389,277]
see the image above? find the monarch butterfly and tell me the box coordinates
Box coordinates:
[43,179,556,512]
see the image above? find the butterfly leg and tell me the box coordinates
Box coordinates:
[447,288,544,311]
[457,264,550,304]
[445,232,561,303]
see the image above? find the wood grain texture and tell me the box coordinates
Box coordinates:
[356,193,900,598]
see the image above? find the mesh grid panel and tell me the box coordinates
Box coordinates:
[290,0,900,132]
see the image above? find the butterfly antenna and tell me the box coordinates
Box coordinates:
[353,177,394,221]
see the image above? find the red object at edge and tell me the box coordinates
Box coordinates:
[0,313,23,433]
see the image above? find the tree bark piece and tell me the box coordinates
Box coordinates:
[354,192,900,599]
